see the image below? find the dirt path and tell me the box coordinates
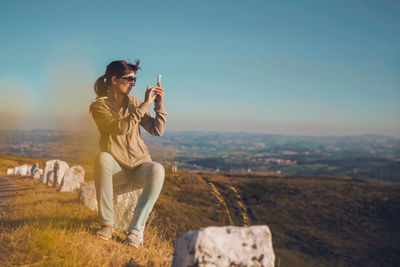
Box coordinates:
[0,176,16,216]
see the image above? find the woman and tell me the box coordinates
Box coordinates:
[89,60,166,247]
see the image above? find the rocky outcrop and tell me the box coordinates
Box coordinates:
[172,225,275,267]
[59,165,85,192]
[78,181,142,231]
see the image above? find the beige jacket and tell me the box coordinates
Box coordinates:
[89,94,167,169]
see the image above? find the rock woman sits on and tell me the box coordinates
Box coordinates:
[89,60,166,247]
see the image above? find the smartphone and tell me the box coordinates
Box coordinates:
[157,74,162,85]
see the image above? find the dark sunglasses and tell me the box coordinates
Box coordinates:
[119,76,136,83]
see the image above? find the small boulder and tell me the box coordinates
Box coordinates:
[113,185,142,231]
[46,171,55,185]
[30,163,39,178]
[7,168,14,175]
[59,165,85,192]
[42,160,57,184]
[78,181,142,231]
[52,161,70,188]
[172,225,275,267]
[78,181,97,211]
[15,165,31,176]
[43,160,69,188]
[26,165,32,176]
[32,168,43,180]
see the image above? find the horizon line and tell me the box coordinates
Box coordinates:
[0,128,399,139]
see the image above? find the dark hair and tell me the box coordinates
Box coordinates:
[94,59,141,97]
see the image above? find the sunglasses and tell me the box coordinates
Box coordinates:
[119,76,136,83]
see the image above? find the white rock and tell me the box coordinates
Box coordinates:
[26,165,32,176]
[46,171,55,185]
[42,160,69,188]
[172,225,275,267]
[16,165,22,176]
[32,168,43,180]
[15,165,30,176]
[53,161,70,188]
[113,184,142,231]
[30,163,39,178]
[18,165,23,176]
[59,166,85,192]
[14,166,21,175]
[7,168,14,175]
[78,181,98,211]
[78,181,142,231]
[42,160,57,184]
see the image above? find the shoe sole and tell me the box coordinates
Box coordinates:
[127,242,139,248]
[97,235,111,241]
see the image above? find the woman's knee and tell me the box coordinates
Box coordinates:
[94,152,117,177]
[95,152,115,167]
[147,162,165,184]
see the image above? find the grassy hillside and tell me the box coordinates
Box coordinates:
[1,155,399,266]
[155,173,400,266]
[0,176,173,266]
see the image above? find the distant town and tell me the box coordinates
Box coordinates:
[0,129,399,183]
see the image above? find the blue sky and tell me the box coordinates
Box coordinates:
[0,0,399,136]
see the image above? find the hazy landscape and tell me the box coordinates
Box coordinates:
[1,129,399,266]
[1,129,399,183]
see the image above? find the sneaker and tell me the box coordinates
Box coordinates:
[96,228,112,241]
[125,232,143,248]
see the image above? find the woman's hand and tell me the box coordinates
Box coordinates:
[144,86,157,105]
[155,80,164,103]
[144,82,164,105]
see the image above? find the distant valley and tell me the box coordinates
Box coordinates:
[0,129,399,183]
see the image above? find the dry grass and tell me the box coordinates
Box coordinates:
[227,185,249,227]
[202,177,234,226]
[0,176,173,267]
[4,155,398,266]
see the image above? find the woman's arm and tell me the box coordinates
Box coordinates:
[139,101,167,136]
[91,86,159,135]
[90,101,149,135]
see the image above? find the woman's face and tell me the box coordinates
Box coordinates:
[112,71,136,96]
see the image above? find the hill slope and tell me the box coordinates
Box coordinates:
[1,155,399,266]
[155,173,400,267]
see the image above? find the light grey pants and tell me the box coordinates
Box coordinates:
[94,152,165,235]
